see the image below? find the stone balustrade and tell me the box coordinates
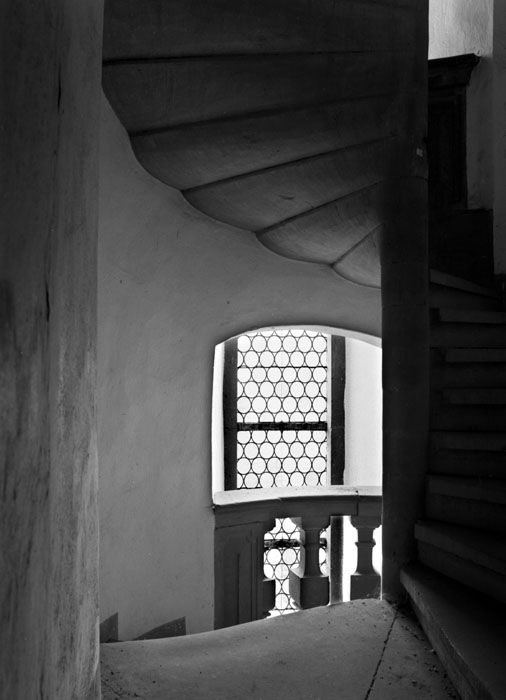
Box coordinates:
[214,486,382,628]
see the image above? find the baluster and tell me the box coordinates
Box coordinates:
[350,515,381,599]
[261,518,276,618]
[289,515,329,609]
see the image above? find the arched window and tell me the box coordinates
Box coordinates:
[213,327,382,619]
[221,328,346,614]
[222,329,345,491]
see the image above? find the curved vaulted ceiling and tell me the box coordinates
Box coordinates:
[102,0,421,288]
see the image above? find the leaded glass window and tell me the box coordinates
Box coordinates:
[223,329,345,615]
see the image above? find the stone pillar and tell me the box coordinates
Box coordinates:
[381,0,430,602]
[289,516,329,609]
[381,166,430,601]
[1,1,103,698]
[350,516,382,599]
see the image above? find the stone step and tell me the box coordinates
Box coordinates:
[425,475,506,534]
[429,270,500,300]
[415,521,506,605]
[431,449,506,479]
[444,348,506,363]
[401,563,506,700]
[435,308,506,325]
[431,405,506,431]
[427,475,506,504]
[430,323,506,348]
[431,430,506,451]
[441,387,506,404]
[429,285,501,311]
[430,358,506,388]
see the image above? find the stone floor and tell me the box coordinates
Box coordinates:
[101,600,458,700]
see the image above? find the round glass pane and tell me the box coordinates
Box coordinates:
[237,367,251,384]
[290,472,304,487]
[297,335,312,353]
[275,472,289,487]
[260,472,274,487]
[275,351,289,367]
[267,335,283,352]
[267,457,282,473]
[244,473,259,488]
[244,442,259,459]
[252,366,267,383]
[305,471,319,487]
[313,335,327,353]
[252,334,267,352]
[252,430,267,444]
[267,366,282,383]
[244,350,258,367]
[282,366,297,383]
[282,335,297,352]
[237,336,251,352]
[252,396,266,414]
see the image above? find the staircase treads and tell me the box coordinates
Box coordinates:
[436,308,506,325]
[401,563,506,700]
[184,140,386,231]
[431,404,506,431]
[430,324,506,348]
[415,521,506,574]
[431,449,506,478]
[130,97,399,190]
[444,348,506,363]
[417,540,506,607]
[103,0,416,60]
[441,387,506,404]
[427,491,506,534]
[430,361,506,388]
[429,285,501,311]
[103,53,407,133]
[429,270,499,299]
[431,430,506,451]
[426,474,506,504]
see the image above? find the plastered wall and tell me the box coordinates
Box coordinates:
[493,0,506,273]
[1,2,102,698]
[344,339,382,488]
[98,97,382,639]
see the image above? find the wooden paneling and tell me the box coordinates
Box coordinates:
[185,141,389,231]
[103,0,415,60]
[103,52,408,133]
[131,97,403,190]
[258,184,384,264]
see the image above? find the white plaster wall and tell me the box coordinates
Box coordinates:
[429,0,494,210]
[493,0,506,272]
[98,96,382,639]
[344,338,382,488]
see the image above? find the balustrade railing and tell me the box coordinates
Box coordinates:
[214,486,382,629]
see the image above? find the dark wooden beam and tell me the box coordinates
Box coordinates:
[223,339,238,491]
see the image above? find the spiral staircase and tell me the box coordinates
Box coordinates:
[101,2,506,699]
[102,0,426,289]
